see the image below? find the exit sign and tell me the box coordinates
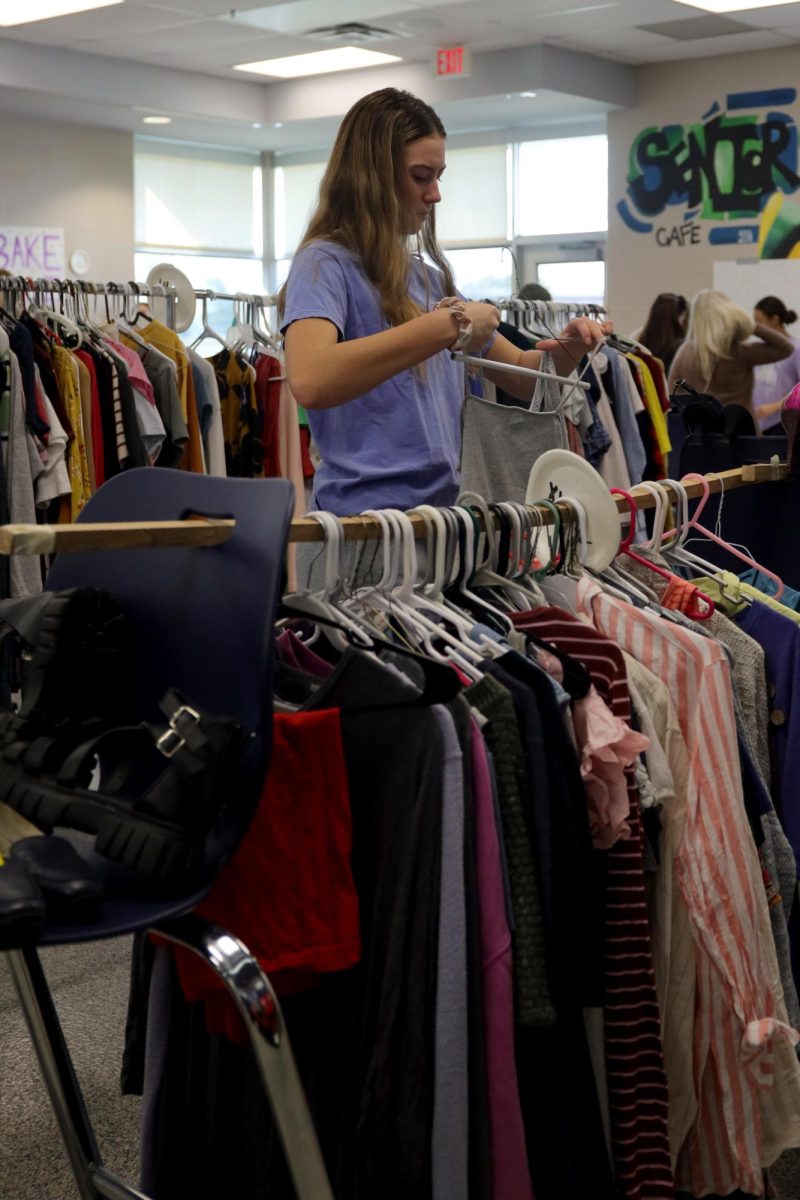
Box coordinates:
[435,45,471,78]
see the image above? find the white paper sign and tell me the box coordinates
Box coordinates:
[0,227,65,275]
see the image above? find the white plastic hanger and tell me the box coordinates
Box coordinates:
[282,511,373,650]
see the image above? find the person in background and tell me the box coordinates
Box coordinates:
[751,295,800,433]
[517,282,552,303]
[668,289,793,429]
[638,292,688,375]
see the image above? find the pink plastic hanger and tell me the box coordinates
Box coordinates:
[666,472,784,601]
[610,487,715,621]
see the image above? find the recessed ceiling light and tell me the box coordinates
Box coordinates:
[520,91,537,99]
[142,116,172,125]
[675,0,798,9]
[274,122,284,128]
[234,46,402,78]
[252,122,262,129]
[0,0,122,24]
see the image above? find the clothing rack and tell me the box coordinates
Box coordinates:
[497,298,608,319]
[193,288,278,307]
[0,466,778,555]
[0,275,179,331]
[288,463,787,542]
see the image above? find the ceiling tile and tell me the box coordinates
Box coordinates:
[543,26,675,50]
[223,0,422,36]
[134,0,277,17]
[638,14,755,39]
[629,26,791,59]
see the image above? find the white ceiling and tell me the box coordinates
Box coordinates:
[2,0,800,149]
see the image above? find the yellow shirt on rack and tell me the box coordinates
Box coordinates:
[628,353,671,463]
[137,320,205,475]
[52,346,91,518]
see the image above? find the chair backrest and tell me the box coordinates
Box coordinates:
[31,470,293,939]
[46,467,293,802]
[46,465,293,883]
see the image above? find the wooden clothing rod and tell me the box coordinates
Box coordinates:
[0,519,235,556]
[289,463,789,543]
[0,464,784,554]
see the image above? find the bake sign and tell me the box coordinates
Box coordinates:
[0,227,65,275]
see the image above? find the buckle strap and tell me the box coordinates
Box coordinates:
[156,703,202,759]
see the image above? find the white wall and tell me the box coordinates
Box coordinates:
[0,115,134,280]
[607,48,800,336]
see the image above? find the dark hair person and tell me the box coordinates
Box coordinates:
[751,295,800,431]
[639,293,688,374]
[279,87,610,515]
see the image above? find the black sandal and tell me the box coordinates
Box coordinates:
[0,690,252,886]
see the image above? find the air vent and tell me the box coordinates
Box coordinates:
[306,21,401,43]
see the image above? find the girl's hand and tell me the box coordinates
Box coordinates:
[462,301,500,351]
[535,318,613,360]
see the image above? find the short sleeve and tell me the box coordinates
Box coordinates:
[280,244,348,340]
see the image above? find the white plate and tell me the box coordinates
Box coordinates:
[145,262,197,334]
[526,449,621,570]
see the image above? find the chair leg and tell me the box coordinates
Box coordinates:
[153,914,335,1200]
[4,947,150,1200]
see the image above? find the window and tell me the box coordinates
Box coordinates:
[517,135,608,237]
[133,251,265,351]
[134,139,264,348]
[436,145,509,243]
[135,142,262,255]
[446,247,513,301]
[537,260,606,304]
[273,160,327,260]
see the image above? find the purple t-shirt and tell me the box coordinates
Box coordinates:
[753,335,800,431]
[281,239,489,515]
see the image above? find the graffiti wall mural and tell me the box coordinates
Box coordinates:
[617,88,800,258]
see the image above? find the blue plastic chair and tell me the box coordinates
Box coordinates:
[1,468,333,1200]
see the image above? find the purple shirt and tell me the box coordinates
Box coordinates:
[752,335,800,431]
[281,239,490,515]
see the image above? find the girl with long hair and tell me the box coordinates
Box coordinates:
[280,87,610,514]
[638,292,687,374]
[752,295,800,432]
[668,289,793,427]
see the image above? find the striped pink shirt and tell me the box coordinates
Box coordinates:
[577,578,800,1196]
[512,606,674,1199]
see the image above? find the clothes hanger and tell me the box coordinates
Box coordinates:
[610,487,715,620]
[667,472,784,600]
[409,504,498,656]
[29,281,83,349]
[349,508,484,675]
[441,505,515,636]
[386,508,497,668]
[459,493,542,610]
[653,476,752,608]
[281,512,373,651]
[606,480,676,604]
[497,500,549,605]
[190,292,228,351]
[537,497,593,614]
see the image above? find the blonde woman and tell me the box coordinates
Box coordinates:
[668,289,793,428]
[280,87,610,514]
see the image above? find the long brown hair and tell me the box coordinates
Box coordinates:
[639,292,687,370]
[278,88,456,327]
